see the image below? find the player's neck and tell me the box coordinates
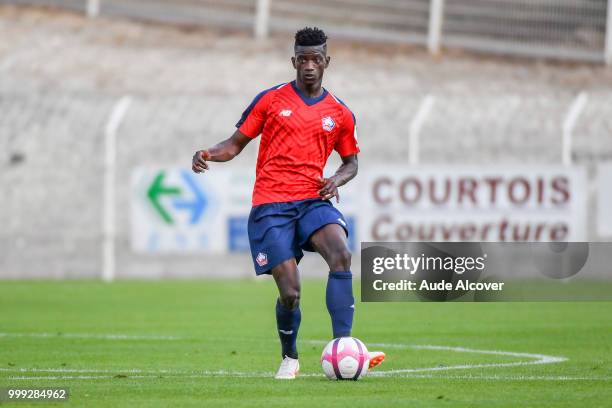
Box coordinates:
[294,79,324,98]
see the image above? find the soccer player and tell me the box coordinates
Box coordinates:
[192,27,385,379]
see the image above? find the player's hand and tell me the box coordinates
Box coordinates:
[192,150,211,173]
[319,177,340,203]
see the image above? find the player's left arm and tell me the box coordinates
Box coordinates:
[319,154,358,203]
[320,106,360,202]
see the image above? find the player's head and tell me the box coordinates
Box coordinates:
[292,27,330,86]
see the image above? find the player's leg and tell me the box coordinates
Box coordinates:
[246,202,304,378]
[309,224,354,338]
[310,223,386,369]
[271,258,301,379]
[271,258,301,360]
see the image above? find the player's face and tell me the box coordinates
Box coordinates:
[292,49,330,86]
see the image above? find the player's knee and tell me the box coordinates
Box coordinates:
[280,288,300,310]
[329,248,352,271]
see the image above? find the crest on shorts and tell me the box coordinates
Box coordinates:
[322,116,335,132]
[256,252,268,267]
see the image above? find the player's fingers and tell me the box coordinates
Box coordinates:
[329,188,339,203]
[193,164,206,173]
[320,180,334,193]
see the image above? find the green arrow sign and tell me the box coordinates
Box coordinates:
[147,171,181,224]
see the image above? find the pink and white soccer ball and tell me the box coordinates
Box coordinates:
[320,337,369,380]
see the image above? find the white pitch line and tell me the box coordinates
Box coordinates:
[0,368,175,374]
[10,376,123,381]
[402,374,611,381]
[7,372,274,380]
[0,332,181,341]
[368,344,566,376]
[8,374,610,382]
[5,370,275,380]
[370,361,558,377]
[304,340,567,376]
[1,343,568,379]
[0,368,272,377]
[1,334,571,380]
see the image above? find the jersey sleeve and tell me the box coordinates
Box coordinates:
[235,90,272,138]
[334,108,360,157]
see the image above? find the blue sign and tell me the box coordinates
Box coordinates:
[228,216,250,252]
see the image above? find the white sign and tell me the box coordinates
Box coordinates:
[131,168,251,253]
[360,167,587,242]
[131,166,588,253]
[597,163,612,238]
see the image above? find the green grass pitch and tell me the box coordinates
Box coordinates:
[0,280,610,407]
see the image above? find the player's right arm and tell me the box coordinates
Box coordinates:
[192,86,274,174]
[192,130,252,173]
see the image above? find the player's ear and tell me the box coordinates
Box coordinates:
[325,56,331,68]
[291,56,297,69]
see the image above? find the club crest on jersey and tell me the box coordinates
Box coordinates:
[256,252,268,267]
[279,109,292,117]
[321,116,335,132]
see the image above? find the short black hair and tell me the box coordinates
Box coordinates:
[294,27,327,47]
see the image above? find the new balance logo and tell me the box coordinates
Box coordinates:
[279,109,292,117]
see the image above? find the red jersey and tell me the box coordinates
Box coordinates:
[236,81,359,206]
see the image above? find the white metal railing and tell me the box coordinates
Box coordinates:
[442,0,607,62]
[607,0,612,64]
[427,0,444,54]
[253,0,270,39]
[6,0,611,63]
[102,95,132,283]
[562,92,589,167]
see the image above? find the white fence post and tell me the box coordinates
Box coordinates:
[606,0,612,64]
[428,0,445,55]
[103,96,132,282]
[254,0,271,39]
[87,0,100,18]
[562,92,588,166]
[409,95,435,165]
